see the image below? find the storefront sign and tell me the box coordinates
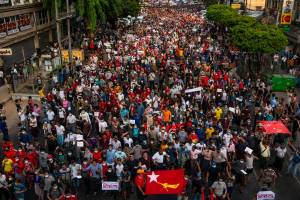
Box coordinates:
[281,0,294,24]
[101,181,119,191]
[7,21,19,35]
[231,3,241,9]
[18,15,32,31]
[61,49,84,62]
[0,48,12,56]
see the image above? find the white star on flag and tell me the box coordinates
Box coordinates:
[147,172,159,183]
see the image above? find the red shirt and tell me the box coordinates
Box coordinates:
[134,174,145,188]
[92,151,102,162]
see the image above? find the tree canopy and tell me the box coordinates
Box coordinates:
[43,0,141,32]
[206,4,288,54]
[231,23,288,54]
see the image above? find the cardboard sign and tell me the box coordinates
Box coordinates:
[102,181,119,191]
[257,191,275,200]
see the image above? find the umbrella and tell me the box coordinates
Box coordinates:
[259,121,291,135]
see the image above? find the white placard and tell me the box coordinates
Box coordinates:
[240,170,247,175]
[185,87,203,93]
[129,120,135,125]
[257,191,275,200]
[76,134,83,141]
[245,147,253,155]
[102,181,119,191]
[229,107,236,113]
[0,48,12,56]
[77,141,84,147]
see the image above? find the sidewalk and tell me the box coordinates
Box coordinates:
[0,84,12,105]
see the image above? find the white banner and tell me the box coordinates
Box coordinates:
[101,181,119,191]
[184,87,203,93]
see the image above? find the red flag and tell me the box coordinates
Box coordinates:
[145,169,185,195]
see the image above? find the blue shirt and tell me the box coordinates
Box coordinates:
[106,149,116,164]
[85,163,102,178]
[14,183,26,199]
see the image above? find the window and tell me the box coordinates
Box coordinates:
[38,10,48,25]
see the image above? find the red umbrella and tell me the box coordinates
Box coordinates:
[259,121,291,135]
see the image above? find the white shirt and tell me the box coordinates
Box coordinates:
[152,152,166,164]
[109,139,121,150]
[245,155,254,169]
[67,114,77,124]
[56,125,65,135]
[98,120,108,133]
[69,163,81,179]
[58,108,65,119]
[123,137,133,147]
[223,133,233,147]
[46,110,55,121]
[115,164,124,177]
[275,147,287,158]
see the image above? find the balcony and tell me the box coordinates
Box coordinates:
[0,0,41,10]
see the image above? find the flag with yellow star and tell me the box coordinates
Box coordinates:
[145,169,185,195]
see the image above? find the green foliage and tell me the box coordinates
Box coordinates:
[230,23,288,53]
[207,4,288,54]
[203,0,218,7]
[43,0,141,32]
[206,4,238,24]
[122,0,141,17]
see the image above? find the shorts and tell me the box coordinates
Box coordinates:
[246,168,253,174]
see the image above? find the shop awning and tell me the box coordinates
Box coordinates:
[259,121,291,135]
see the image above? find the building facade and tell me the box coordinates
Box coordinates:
[265,0,300,53]
[0,0,53,71]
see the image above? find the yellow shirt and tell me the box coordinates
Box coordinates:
[205,127,215,140]
[215,108,223,120]
[38,87,45,98]
[2,158,13,173]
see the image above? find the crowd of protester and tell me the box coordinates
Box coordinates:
[1,5,300,200]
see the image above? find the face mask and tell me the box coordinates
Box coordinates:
[108,169,112,173]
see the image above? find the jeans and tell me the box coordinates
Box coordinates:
[287,161,300,177]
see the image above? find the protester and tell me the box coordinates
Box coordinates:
[0,4,298,200]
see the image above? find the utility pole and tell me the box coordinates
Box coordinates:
[66,0,72,65]
[55,0,62,65]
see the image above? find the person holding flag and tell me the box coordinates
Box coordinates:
[135,168,146,200]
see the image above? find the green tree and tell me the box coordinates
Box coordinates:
[231,23,288,75]
[231,23,288,54]
[122,0,141,17]
[203,0,218,7]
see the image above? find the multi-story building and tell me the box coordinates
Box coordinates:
[0,0,53,71]
[265,0,300,53]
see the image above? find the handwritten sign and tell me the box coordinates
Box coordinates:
[257,191,275,200]
[102,181,119,191]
